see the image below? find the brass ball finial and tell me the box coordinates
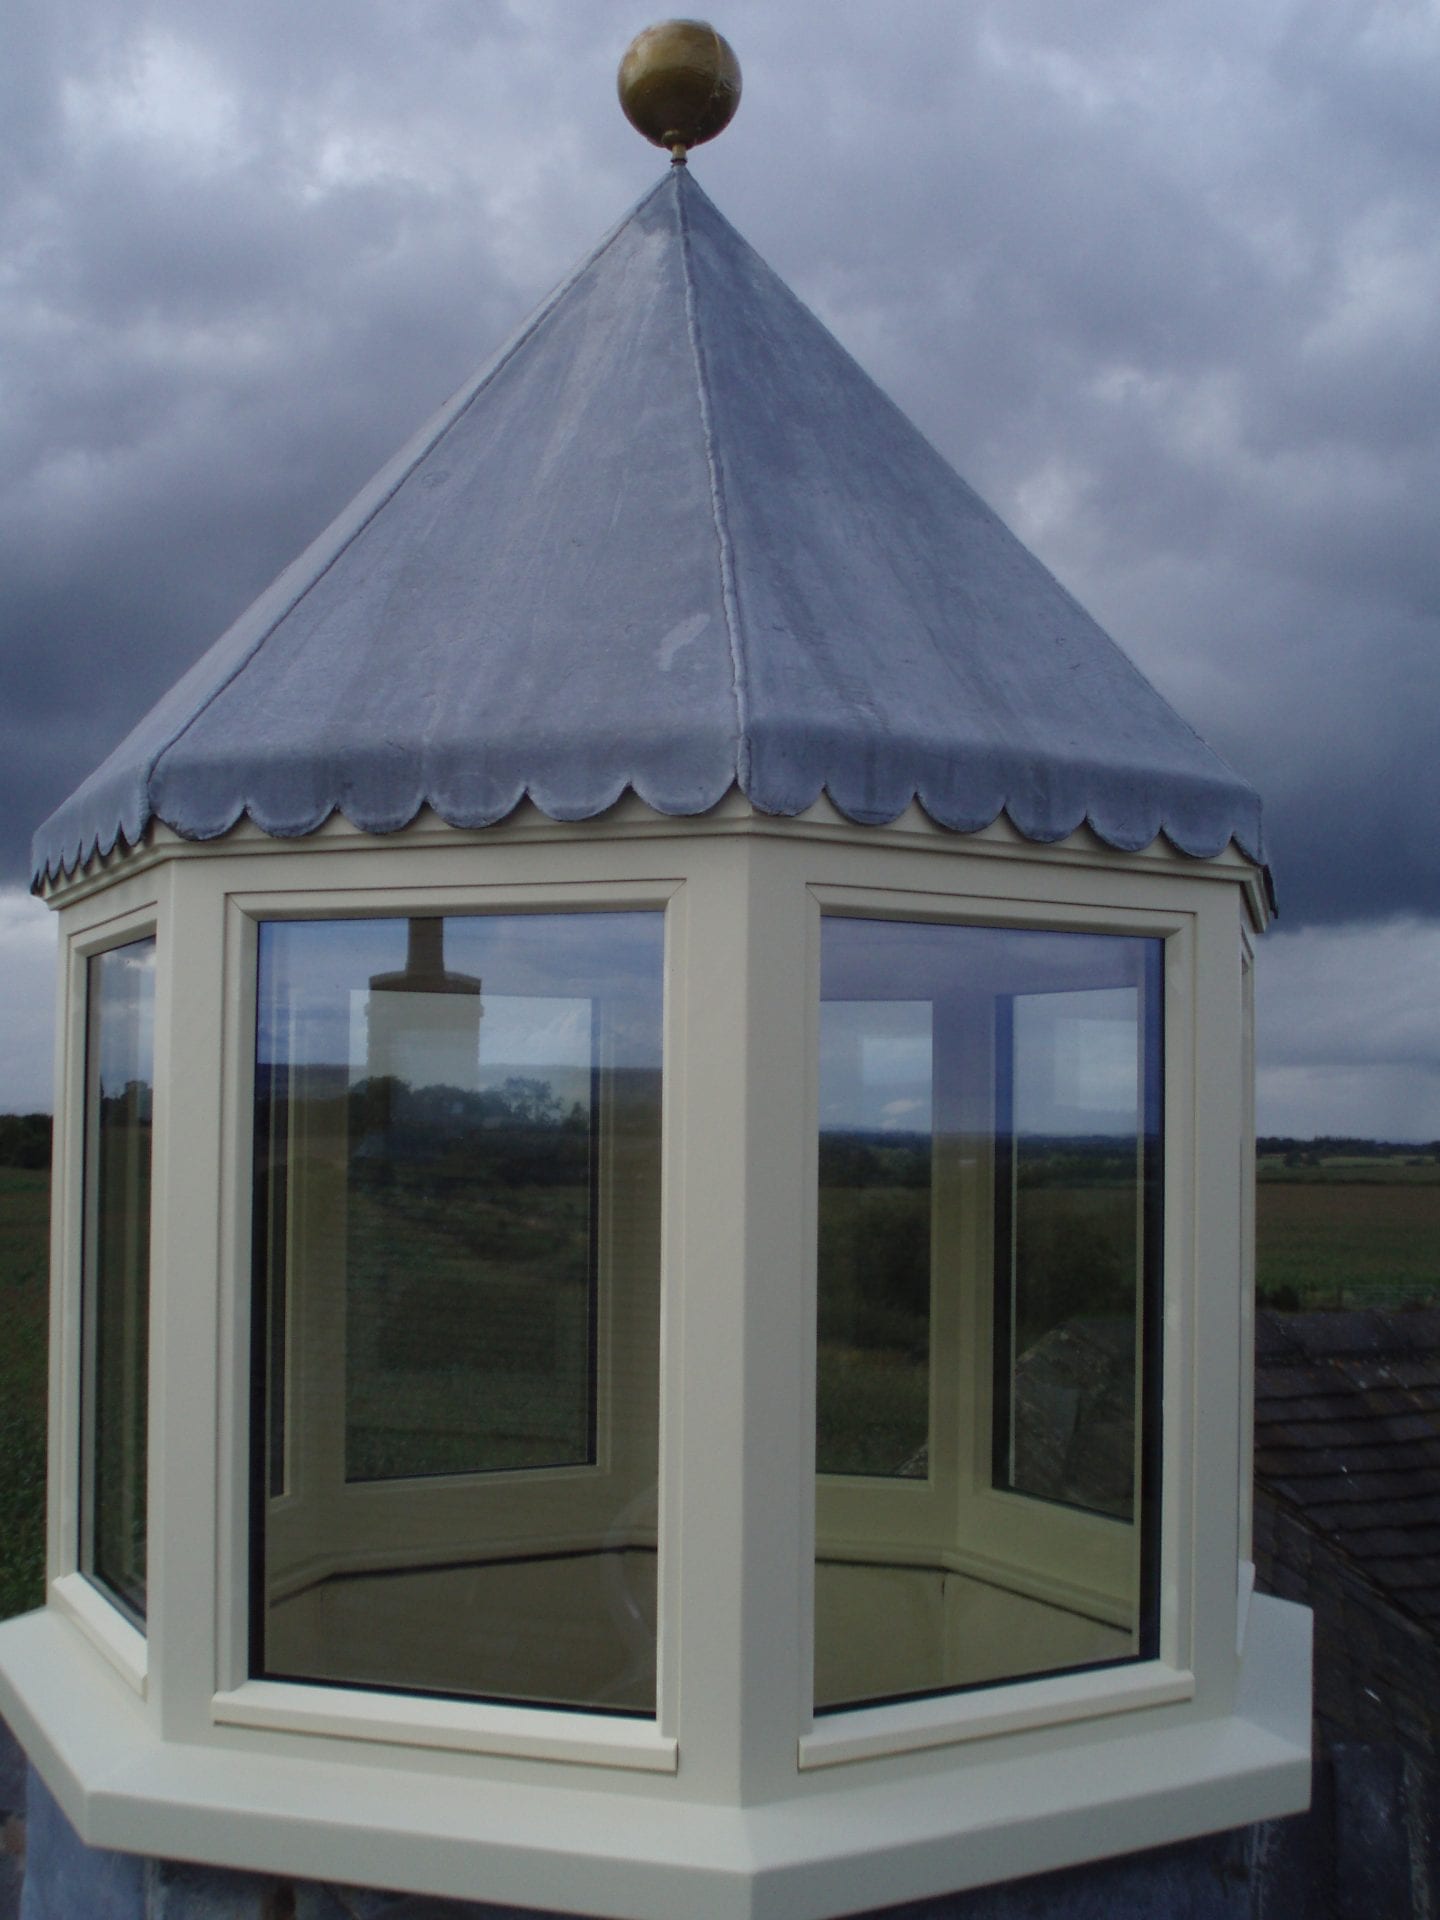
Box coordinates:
[618,20,741,164]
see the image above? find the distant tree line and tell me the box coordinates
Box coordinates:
[0,1113,51,1169]
[253,1074,597,1193]
[820,1129,1149,1192]
[10,1107,1436,1176]
[346,1074,586,1142]
[1258,1135,1440,1162]
[819,1130,928,1190]
[1014,1140,1144,1189]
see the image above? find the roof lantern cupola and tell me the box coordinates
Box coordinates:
[0,25,1308,1920]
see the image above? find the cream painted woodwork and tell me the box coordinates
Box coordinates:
[0,797,1311,1920]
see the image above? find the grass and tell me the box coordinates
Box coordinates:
[0,1168,49,1620]
[1256,1149,1440,1308]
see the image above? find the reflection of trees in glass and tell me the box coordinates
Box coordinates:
[1007,1138,1138,1518]
[99,1079,154,1126]
[347,1075,582,1165]
[335,1071,598,1483]
[1013,1140,1135,1348]
[817,1129,930,1479]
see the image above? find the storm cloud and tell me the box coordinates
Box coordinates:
[1,0,1436,1124]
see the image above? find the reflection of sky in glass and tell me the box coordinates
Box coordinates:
[820,1002,932,1133]
[258,912,663,1074]
[822,917,1151,1006]
[95,940,156,1096]
[821,918,1156,1138]
[1014,989,1138,1134]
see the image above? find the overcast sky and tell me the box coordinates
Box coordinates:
[1,0,1436,1135]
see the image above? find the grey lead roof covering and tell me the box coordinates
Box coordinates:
[33,167,1265,887]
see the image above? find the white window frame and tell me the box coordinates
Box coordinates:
[797,881,1195,1768]
[245,930,659,1703]
[212,871,683,1773]
[47,878,163,1699]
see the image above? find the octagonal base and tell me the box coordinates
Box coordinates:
[0,1596,1308,1920]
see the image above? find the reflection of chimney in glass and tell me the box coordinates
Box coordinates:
[366,917,483,1094]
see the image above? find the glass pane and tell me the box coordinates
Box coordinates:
[814,917,1161,1713]
[817,1002,931,1477]
[346,988,598,1482]
[995,987,1147,1516]
[81,937,156,1622]
[253,911,664,1714]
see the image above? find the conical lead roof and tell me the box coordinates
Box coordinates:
[33,168,1263,886]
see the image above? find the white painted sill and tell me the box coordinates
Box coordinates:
[212,1677,677,1772]
[50,1571,147,1699]
[799,1659,1196,1770]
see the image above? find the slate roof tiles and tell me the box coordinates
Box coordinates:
[1255,1310,1440,1636]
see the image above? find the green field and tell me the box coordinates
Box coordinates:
[1,1151,1436,1621]
[0,1167,48,1620]
[1256,1151,1440,1308]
